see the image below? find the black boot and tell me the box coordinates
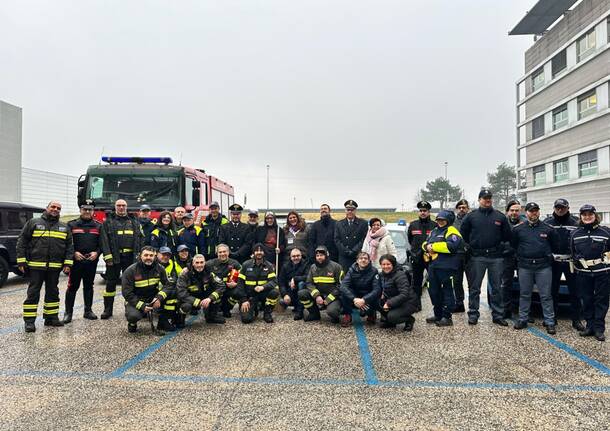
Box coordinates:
[263,305,274,323]
[157,313,176,332]
[83,310,98,320]
[63,311,73,324]
[174,313,186,329]
[304,306,321,322]
[293,309,304,321]
[24,321,36,333]
[205,305,226,324]
[571,320,585,332]
[100,297,114,320]
[44,318,64,327]
[128,322,137,333]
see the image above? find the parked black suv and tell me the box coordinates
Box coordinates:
[0,202,45,287]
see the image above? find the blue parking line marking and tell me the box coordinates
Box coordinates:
[352,312,379,385]
[109,315,197,378]
[1,368,609,394]
[528,327,610,376]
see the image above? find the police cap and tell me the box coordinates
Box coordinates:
[80,199,95,210]
[139,204,151,212]
[579,204,596,214]
[553,198,569,208]
[525,202,540,212]
[209,201,220,208]
[344,200,358,209]
[417,201,431,210]
[478,189,493,199]
[159,247,172,255]
[177,244,189,252]
[229,203,243,213]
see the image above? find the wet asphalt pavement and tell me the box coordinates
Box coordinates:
[0,274,608,430]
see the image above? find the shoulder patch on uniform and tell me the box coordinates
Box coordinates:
[494,221,501,226]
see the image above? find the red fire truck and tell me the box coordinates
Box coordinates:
[77,157,235,222]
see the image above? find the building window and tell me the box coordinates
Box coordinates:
[577,28,596,61]
[578,150,598,177]
[532,115,545,139]
[578,91,597,119]
[519,170,527,188]
[533,165,545,186]
[553,159,569,182]
[552,104,568,130]
[531,68,545,92]
[551,50,567,77]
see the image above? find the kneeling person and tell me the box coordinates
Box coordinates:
[205,244,241,318]
[339,251,381,327]
[232,243,279,323]
[378,254,418,331]
[176,254,226,326]
[299,245,344,322]
[122,246,175,333]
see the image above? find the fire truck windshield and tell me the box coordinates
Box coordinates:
[86,174,181,208]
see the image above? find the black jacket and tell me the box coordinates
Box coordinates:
[219,221,252,262]
[379,267,417,313]
[543,212,579,256]
[460,207,511,257]
[121,261,173,311]
[202,214,229,258]
[150,225,178,253]
[101,213,143,265]
[408,217,437,259]
[176,264,226,307]
[511,220,559,269]
[278,259,309,296]
[570,223,610,273]
[139,218,156,246]
[339,262,381,305]
[68,217,102,256]
[16,212,74,270]
[308,216,338,262]
[334,217,368,259]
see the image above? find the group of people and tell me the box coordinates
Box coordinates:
[14,190,610,342]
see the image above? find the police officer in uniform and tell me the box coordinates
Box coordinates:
[570,204,610,341]
[206,243,242,318]
[453,199,470,312]
[511,203,559,334]
[64,201,102,323]
[232,243,280,324]
[17,201,74,332]
[334,200,368,272]
[460,189,512,326]
[219,203,252,263]
[543,198,583,331]
[202,201,228,260]
[100,199,143,319]
[407,201,437,310]
[176,254,227,327]
[500,199,523,319]
[177,212,205,256]
[298,245,344,322]
[121,246,174,334]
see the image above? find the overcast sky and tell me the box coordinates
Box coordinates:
[1,0,537,210]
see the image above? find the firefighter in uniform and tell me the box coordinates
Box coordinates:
[17,201,74,332]
[232,243,279,324]
[177,212,205,256]
[202,201,229,260]
[138,204,156,246]
[407,201,437,310]
[176,254,227,327]
[298,245,344,322]
[570,204,610,342]
[100,199,143,319]
[121,246,174,333]
[63,200,101,323]
[219,203,252,263]
[206,243,242,318]
[543,198,583,331]
[175,245,192,271]
[334,200,368,272]
[156,246,181,330]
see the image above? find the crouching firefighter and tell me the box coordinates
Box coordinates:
[231,243,279,323]
[121,246,175,334]
[206,243,242,318]
[298,245,344,322]
[176,254,227,327]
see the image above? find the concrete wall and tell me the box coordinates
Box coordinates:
[21,168,79,215]
[524,0,610,73]
[527,177,610,217]
[0,101,22,202]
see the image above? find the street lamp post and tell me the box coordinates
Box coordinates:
[444,161,448,209]
[266,164,270,211]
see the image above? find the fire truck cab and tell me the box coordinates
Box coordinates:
[77,157,234,222]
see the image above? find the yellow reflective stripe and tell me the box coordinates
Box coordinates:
[267,272,276,279]
[136,301,145,310]
[193,298,201,308]
[310,289,320,297]
[120,248,133,253]
[339,270,344,280]
[64,259,73,265]
[313,276,335,283]
[431,242,450,254]
[44,302,60,307]
[43,309,59,314]
[103,290,116,297]
[48,262,63,268]
[31,231,68,239]
[23,304,38,309]
[134,278,161,287]
[446,226,462,238]
[17,257,26,263]
[266,298,279,305]
[117,230,134,235]
[165,299,177,304]
[158,291,167,299]
[211,292,220,300]
[163,305,176,310]
[104,254,113,261]
[27,261,48,268]
[326,294,336,302]
[238,273,247,280]
[228,297,238,305]
[245,280,257,286]
[188,285,199,292]
[23,312,38,317]
[257,281,267,285]
[49,232,67,239]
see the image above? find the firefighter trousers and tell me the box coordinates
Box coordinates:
[23,269,61,322]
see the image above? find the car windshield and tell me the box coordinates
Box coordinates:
[389,230,407,248]
[87,174,182,207]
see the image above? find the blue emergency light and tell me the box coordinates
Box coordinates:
[397,219,407,226]
[102,156,173,165]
